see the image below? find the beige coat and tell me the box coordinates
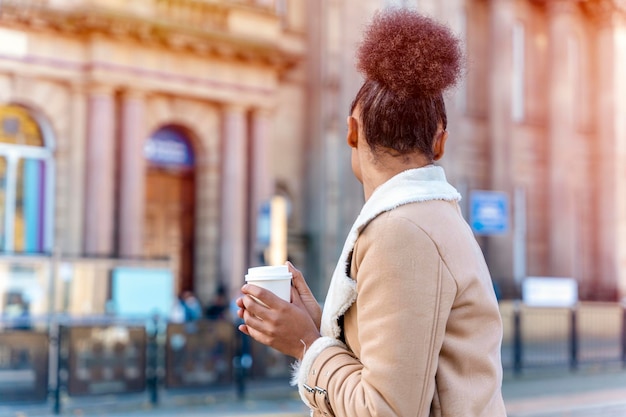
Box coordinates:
[293,166,506,417]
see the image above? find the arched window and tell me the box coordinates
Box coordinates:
[0,104,54,253]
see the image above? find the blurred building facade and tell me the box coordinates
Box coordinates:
[0,0,309,318]
[307,0,626,302]
[1,0,626,322]
[448,0,626,301]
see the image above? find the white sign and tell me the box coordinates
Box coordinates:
[522,277,578,307]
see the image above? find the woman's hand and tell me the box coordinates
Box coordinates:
[287,261,322,330]
[236,276,321,360]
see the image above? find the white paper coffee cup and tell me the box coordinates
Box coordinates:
[245,265,292,304]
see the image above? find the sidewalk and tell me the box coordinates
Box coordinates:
[3,368,626,417]
[0,380,309,417]
[502,367,626,416]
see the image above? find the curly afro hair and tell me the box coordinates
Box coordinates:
[350,8,464,159]
[357,8,463,99]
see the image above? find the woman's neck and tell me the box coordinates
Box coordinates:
[361,150,432,200]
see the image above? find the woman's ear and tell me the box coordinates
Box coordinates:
[432,130,448,161]
[346,116,359,148]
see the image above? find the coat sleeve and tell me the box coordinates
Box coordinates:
[296,214,458,416]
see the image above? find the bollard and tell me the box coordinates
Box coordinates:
[513,301,522,376]
[569,307,578,371]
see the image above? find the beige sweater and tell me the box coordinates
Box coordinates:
[293,166,506,417]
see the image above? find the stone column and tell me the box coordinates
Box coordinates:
[487,0,515,287]
[547,1,577,278]
[65,85,87,255]
[615,13,626,300]
[118,90,146,258]
[83,85,116,256]
[594,4,626,299]
[220,105,249,298]
[248,108,273,267]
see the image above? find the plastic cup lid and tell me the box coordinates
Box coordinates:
[245,273,292,282]
[247,265,290,276]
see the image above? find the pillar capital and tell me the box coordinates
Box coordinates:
[86,83,115,97]
[250,106,275,118]
[222,103,248,115]
[119,88,146,101]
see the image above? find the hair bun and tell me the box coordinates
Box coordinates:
[356,8,463,98]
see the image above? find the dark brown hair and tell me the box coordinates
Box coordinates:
[350,8,463,160]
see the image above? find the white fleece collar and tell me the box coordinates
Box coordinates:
[320,165,461,338]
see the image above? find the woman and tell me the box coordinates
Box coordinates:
[237,8,506,417]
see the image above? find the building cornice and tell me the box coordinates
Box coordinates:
[581,0,626,22]
[529,0,626,26]
[0,0,301,70]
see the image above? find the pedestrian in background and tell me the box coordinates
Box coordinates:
[206,283,229,320]
[170,290,202,323]
[3,292,31,330]
[237,7,506,417]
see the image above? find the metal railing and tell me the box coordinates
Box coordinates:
[1,302,625,412]
[500,301,626,374]
[0,316,293,413]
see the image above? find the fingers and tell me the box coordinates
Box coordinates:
[290,285,305,308]
[242,283,281,308]
[240,298,283,345]
[240,294,267,321]
[287,261,311,293]
[237,284,284,336]
[238,323,250,336]
[286,261,304,282]
[241,305,266,330]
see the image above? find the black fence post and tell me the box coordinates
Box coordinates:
[147,316,160,406]
[233,319,252,399]
[569,307,578,371]
[513,301,522,376]
[53,326,63,415]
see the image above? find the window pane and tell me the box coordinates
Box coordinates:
[0,105,44,147]
[14,158,46,253]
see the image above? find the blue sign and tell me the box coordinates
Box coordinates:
[470,190,509,235]
[144,127,194,168]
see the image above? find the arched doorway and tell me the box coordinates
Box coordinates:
[0,104,54,254]
[143,126,196,293]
